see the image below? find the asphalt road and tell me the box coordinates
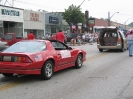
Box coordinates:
[0,42,133,99]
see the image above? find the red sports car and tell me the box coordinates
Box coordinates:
[0,40,86,80]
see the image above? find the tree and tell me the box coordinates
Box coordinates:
[128,22,133,27]
[62,4,86,32]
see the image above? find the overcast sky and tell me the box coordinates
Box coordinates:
[1,0,133,25]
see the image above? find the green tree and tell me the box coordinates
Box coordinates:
[128,22,133,27]
[62,4,86,32]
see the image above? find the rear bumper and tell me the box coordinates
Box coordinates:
[97,44,122,49]
[0,68,41,74]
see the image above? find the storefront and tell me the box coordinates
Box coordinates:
[45,12,61,35]
[0,5,23,37]
[23,10,45,38]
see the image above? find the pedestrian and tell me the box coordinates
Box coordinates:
[56,30,66,43]
[77,34,81,46]
[27,30,35,40]
[126,30,133,57]
[82,33,86,44]
[89,35,94,45]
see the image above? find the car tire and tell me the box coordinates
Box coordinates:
[99,49,103,52]
[2,73,14,77]
[121,47,124,52]
[75,54,83,69]
[41,60,54,80]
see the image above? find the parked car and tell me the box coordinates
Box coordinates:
[65,33,83,42]
[97,26,128,52]
[0,33,26,46]
[0,41,9,51]
[0,39,86,80]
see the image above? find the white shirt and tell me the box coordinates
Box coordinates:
[127,34,133,40]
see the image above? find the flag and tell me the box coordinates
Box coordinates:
[72,24,76,29]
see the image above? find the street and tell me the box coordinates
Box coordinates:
[0,42,133,99]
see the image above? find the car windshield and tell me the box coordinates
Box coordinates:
[3,41,46,53]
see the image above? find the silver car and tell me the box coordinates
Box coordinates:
[0,41,9,51]
[97,26,128,52]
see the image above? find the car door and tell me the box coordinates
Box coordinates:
[119,31,128,49]
[1,34,14,46]
[53,41,72,67]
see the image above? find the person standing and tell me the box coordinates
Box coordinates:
[126,30,133,57]
[28,30,35,40]
[56,30,66,43]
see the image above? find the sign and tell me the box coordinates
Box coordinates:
[1,9,19,16]
[49,16,59,24]
[89,18,95,26]
[30,12,39,21]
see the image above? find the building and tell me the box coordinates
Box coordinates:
[0,5,23,37]
[45,12,69,36]
[23,9,45,38]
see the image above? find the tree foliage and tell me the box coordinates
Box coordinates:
[62,4,86,26]
[128,22,133,27]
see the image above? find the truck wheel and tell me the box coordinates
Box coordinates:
[2,73,14,77]
[41,60,54,80]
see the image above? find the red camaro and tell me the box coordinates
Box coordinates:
[0,40,86,80]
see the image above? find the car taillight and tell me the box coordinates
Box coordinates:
[15,56,32,63]
[117,38,121,42]
[98,38,100,42]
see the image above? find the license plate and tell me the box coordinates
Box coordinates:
[3,56,11,61]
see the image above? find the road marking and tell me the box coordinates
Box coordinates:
[0,80,25,92]
[85,53,109,62]
[0,53,109,92]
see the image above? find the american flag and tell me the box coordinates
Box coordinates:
[72,24,76,29]
[34,54,43,61]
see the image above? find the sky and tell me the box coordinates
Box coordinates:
[1,0,133,25]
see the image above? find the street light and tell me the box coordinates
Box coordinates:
[78,0,90,8]
[124,18,132,30]
[108,11,119,26]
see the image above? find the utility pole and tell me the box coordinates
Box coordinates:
[108,11,119,26]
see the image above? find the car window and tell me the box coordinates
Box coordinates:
[3,41,46,53]
[51,41,67,50]
[3,34,13,40]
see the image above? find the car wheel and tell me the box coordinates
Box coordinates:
[41,60,54,80]
[99,49,103,52]
[121,47,124,52]
[75,54,83,69]
[2,73,14,77]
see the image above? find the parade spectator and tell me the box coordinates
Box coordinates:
[77,34,81,46]
[28,30,35,40]
[56,30,66,43]
[89,35,94,45]
[126,30,133,57]
[82,33,86,44]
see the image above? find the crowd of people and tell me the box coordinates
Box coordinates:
[27,30,98,46]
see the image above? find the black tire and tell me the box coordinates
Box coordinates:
[99,49,103,52]
[121,47,124,52]
[2,73,14,77]
[75,54,83,69]
[41,60,54,80]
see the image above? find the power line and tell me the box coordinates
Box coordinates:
[14,0,63,11]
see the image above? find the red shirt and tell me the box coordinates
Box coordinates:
[28,33,34,40]
[52,35,56,40]
[56,32,65,43]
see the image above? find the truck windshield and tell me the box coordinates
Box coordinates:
[2,41,46,53]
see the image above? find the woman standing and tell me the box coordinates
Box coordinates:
[126,30,133,57]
